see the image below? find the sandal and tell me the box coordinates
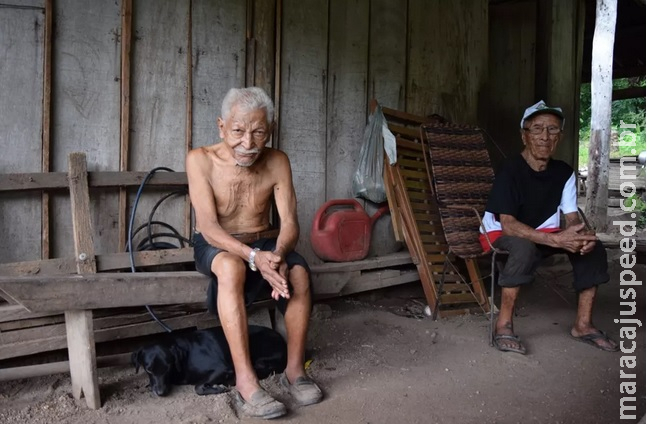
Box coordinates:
[493,333,527,355]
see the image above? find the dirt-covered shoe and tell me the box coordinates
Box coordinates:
[279,373,323,406]
[232,388,287,419]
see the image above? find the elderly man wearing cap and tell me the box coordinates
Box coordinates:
[479,100,618,355]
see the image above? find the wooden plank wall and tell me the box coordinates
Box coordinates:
[407,0,488,124]
[487,0,537,168]
[50,0,121,257]
[488,0,585,168]
[279,0,329,261]
[0,3,44,263]
[1,0,520,266]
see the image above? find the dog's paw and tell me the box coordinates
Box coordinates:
[195,383,229,396]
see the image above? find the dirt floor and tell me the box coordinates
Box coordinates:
[0,248,645,424]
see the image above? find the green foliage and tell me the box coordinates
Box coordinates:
[623,194,646,229]
[579,77,646,168]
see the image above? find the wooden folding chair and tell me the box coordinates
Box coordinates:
[420,123,507,342]
[373,100,489,318]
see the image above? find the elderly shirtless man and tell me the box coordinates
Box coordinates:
[186,87,322,419]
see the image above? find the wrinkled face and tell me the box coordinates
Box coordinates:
[218,105,271,167]
[521,113,563,162]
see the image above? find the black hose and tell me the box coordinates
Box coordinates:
[127,167,179,333]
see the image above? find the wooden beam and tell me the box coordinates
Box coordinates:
[41,0,52,261]
[185,0,193,238]
[0,312,218,361]
[118,0,133,252]
[0,248,412,277]
[0,272,209,312]
[0,251,416,312]
[0,248,194,276]
[0,171,188,192]
[0,353,132,382]
[612,86,646,101]
[66,153,101,409]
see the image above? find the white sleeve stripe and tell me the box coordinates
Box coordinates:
[560,172,578,214]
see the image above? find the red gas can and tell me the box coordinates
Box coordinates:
[310,199,389,262]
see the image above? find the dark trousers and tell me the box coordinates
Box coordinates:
[492,236,609,292]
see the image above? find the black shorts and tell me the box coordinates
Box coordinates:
[192,232,310,315]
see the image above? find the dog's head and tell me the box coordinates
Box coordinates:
[131,344,183,396]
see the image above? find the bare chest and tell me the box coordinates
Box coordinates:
[212,172,274,219]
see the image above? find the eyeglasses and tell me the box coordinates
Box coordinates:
[523,126,562,135]
[229,128,269,141]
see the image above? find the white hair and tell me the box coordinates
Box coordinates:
[221,87,274,123]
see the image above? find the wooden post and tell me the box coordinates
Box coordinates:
[118,0,133,252]
[66,153,101,409]
[41,0,53,260]
[585,0,617,231]
[185,0,193,235]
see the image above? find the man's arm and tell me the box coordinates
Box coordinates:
[185,149,254,261]
[271,151,300,260]
[500,214,596,254]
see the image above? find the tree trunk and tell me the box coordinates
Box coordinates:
[585,0,617,232]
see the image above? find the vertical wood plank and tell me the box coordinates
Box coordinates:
[252,0,276,96]
[41,0,53,260]
[185,0,193,235]
[368,0,407,111]
[51,0,121,258]
[279,0,329,264]
[191,0,246,149]
[119,0,133,252]
[66,152,100,409]
[130,0,190,250]
[487,0,536,167]
[546,0,585,166]
[0,7,44,263]
[407,0,488,124]
[325,0,369,200]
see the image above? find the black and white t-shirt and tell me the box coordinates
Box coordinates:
[479,154,578,250]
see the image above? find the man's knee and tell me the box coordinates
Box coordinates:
[495,236,540,287]
[212,253,246,288]
[496,236,539,262]
[289,265,311,293]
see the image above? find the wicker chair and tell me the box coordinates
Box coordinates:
[420,123,507,343]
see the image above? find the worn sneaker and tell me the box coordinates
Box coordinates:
[232,388,287,419]
[279,373,323,406]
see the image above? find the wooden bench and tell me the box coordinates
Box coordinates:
[0,152,418,409]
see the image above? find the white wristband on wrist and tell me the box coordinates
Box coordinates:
[248,248,260,271]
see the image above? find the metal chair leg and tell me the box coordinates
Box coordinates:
[489,251,496,346]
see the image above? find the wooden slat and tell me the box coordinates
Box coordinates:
[0,312,218,361]
[118,0,133,252]
[0,353,131,382]
[385,123,421,140]
[41,0,52,261]
[0,272,208,312]
[0,171,188,192]
[382,106,428,125]
[0,252,416,314]
[66,152,100,409]
[0,305,60,324]
[0,248,411,277]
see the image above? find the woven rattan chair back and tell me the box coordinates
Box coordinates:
[421,124,495,259]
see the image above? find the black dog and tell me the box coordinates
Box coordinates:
[131,325,287,396]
